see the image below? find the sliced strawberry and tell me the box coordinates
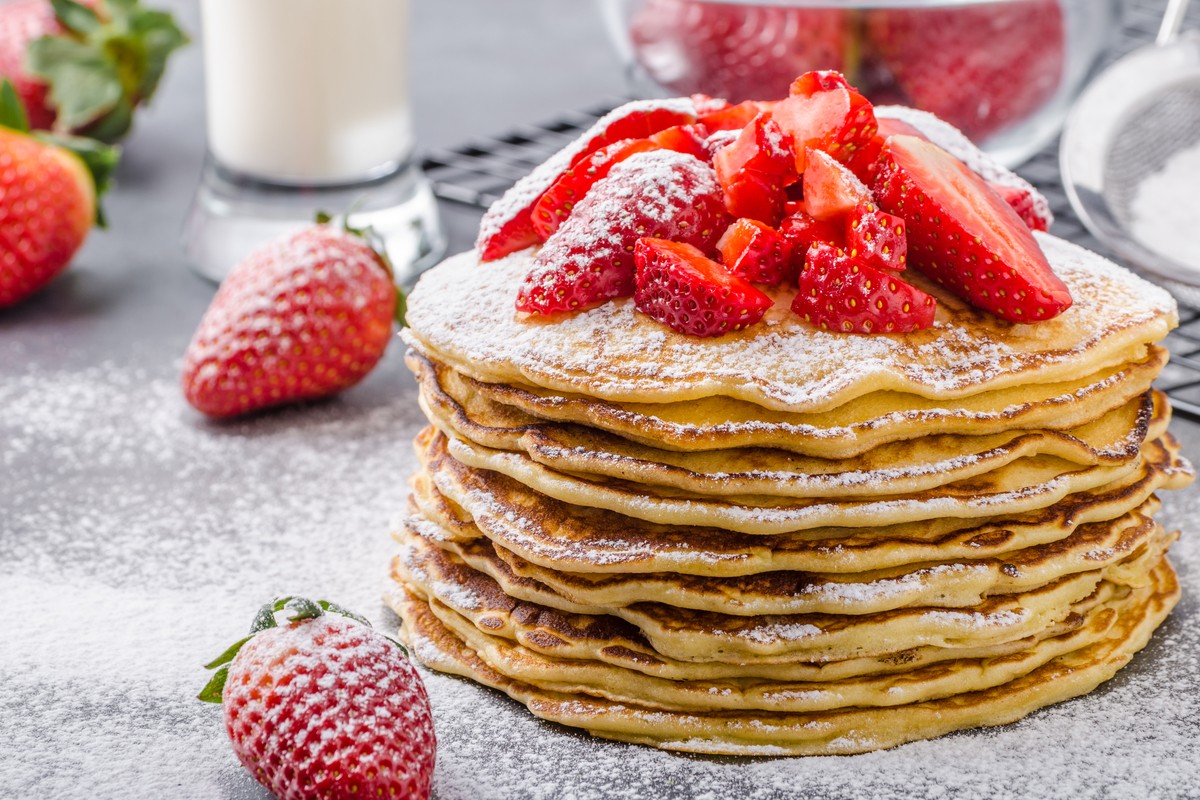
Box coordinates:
[586,107,699,160]
[517,150,729,316]
[717,218,794,286]
[873,135,1071,322]
[875,106,1055,232]
[773,72,878,170]
[714,113,796,186]
[650,124,712,162]
[845,117,927,183]
[780,209,844,263]
[477,98,697,261]
[791,242,935,334]
[989,182,1051,233]
[700,100,775,132]
[635,238,773,338]
[846,202,907,272]
[802,148,871,220]
[531,138,661,240]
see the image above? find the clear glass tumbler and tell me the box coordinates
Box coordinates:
[184,0,443,284]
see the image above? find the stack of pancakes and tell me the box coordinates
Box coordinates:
[389,233,1194,755]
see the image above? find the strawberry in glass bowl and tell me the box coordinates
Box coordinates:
[598,0,1119,166]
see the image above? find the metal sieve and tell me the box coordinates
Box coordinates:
[1061,0,1200,299]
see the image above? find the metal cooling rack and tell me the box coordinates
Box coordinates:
[419,0,1200,420]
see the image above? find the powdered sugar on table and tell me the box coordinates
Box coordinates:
[5,353,1200,800]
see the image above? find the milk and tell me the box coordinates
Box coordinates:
[200,0,414,185]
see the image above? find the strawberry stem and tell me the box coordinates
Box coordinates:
[315,209,409,327]
[197,596,395,704]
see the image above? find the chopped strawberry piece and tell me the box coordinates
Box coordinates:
[517,151,730,316]
[477,98,697,261]
[791,242,936,334]
[789,70,854,97]
[531,138,661,240]
[780,209,844,262]
[873,135,1071,322]
[989,182,1051,232]
[635,238,773,337]
[846,203,907,272]
[717,219,795,286]
[700,100,775,132]
[650,124,712,162]
[714,114,797,184]
[802,148,871,220]
[773,72,878,169]
[720,169,787,227]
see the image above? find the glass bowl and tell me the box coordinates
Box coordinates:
[598,0,1120,166]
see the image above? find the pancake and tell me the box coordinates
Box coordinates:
[416,346,1158,498]
[394,522,1169,662]
[393,555,1178,755]
[411,345,1167,458]
[415,433,1190,577]
[394,178,1192,754]
[401,235,1176,413]
[403,492,1168,616]
[431,427,1160,535]
[400,577,1129,714]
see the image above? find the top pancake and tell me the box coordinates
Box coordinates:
[403,234,1176,413]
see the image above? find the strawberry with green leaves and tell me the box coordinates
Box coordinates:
[0,0,187,142]
[181,217,404,418]
[0,79,117,307]
[200,597,436,800]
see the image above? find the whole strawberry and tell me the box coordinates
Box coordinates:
[181,219,402,418]
[200,597,436,800]
[0,79,117,307]
[0,0,187,142]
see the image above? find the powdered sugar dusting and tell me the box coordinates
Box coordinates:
[1130,141,1200,267]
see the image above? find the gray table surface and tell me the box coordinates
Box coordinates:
[3,2,1199,798]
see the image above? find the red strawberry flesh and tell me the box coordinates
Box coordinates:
[873,135,1070,322]
[635,237,772,337]
[792,242,935,334]
[773,76,878,170]
[802,148,871,220]
[846,202,907,272]
[717,218,794,286]
[780,209,844,262]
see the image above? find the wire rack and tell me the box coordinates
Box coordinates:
[420,0,1200,420]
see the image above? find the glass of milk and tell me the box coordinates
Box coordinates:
[184,0,443,284]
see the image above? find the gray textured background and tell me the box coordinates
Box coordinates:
[2,2,1199,799]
